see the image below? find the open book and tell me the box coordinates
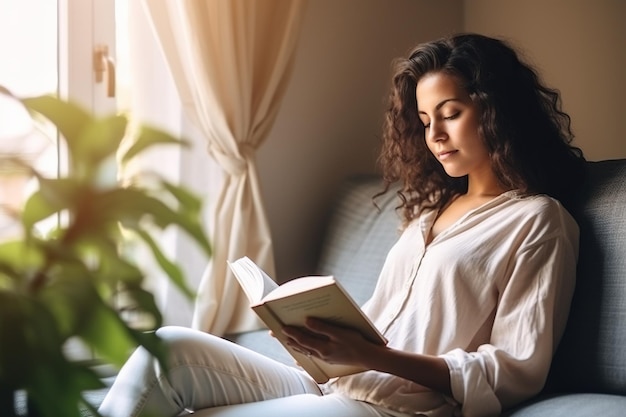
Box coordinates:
[228,256,386,383]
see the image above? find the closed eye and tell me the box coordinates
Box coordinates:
[420,110,460,129]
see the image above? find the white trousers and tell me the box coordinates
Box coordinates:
[98,326,400,417]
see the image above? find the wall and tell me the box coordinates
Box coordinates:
[464,0,626,161]
[258,0,463,281]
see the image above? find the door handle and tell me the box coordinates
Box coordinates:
[94,44,116,98]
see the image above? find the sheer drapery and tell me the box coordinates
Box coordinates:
[141,0,308,335]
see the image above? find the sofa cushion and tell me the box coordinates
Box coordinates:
[545,159,626,395]
[315,175,402,306]
[224,328,294,366]
[502,393,626,417]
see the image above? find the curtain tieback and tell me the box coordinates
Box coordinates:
[209,143,255,177]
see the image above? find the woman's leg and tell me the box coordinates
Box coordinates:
[98,326,321,417]
[190,392,399,417]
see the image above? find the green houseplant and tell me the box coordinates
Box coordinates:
[0,93,212,417]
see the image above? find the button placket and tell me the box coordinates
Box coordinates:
[381,249,425,334]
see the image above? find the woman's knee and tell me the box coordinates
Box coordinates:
[154,326,234,367]
[155,325,200,343]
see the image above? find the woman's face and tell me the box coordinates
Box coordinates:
[416,72,492,180]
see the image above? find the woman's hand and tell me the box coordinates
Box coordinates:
[281,317,382,367]
[282,317,452,395]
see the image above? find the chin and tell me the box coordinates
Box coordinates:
[442,168,468,178]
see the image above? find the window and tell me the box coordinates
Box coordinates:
[0,0,118,238]
[0,0,119,363]
[1,0,197,330]
[0,0,59,238]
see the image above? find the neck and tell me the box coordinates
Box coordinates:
[466,174,508,198]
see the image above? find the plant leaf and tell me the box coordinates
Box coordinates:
[93,188,212,257]
[78,301,168,376]
[21,178,81,231]
[95,244,144,287]
[120,124,188,166]
[0,292,33,387]
[78,301,139,367]
[160,180,202,215]
[21,95,92,157]
[27,360,103,417]
[38,267,99,339]
[0,240,45,284]
[75,114,128,169]
[0,293,65,386]
[132,228,195,299]
[117,283,163,330]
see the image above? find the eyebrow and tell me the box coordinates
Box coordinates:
[417,98,461,115]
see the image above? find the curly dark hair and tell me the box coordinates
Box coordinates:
[378,33,586,224]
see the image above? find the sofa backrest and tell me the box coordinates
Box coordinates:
[546,159,626,395]
[315,175,401,306]
[318,160,626,396]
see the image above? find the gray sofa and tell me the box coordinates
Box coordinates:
[31,159,623,416]
[226,158,626,416]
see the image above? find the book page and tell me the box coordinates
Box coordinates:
[262,275,335,302]
[228,257,279,304]
[261,280,385,345]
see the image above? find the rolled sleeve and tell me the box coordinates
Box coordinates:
[443,349,501,417]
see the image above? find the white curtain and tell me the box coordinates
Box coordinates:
[141,0,308,335]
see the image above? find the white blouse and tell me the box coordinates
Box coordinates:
[325,191,579,417]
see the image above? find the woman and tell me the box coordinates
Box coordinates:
[99,33,585,417]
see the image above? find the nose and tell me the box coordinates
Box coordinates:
[426,120,446,143]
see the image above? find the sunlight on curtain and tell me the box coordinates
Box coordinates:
[116,1,209,327]
[142,0,308,335]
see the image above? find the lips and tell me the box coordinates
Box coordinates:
[438,150,457,160]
